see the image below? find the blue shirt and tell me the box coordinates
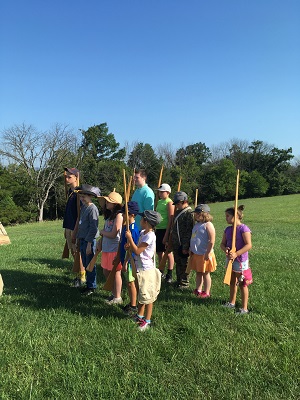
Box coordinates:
[119,222,140,263]
[131,184,154,230]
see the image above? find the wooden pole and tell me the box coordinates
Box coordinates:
[223,169,240,285]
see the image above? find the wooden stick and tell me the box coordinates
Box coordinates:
[194,188,198,208]
[186,188,199,274]
[62,170,70,259]
[177,176,182,192]
[223,169,240,285]
[154,164,164,209]
[72,171,84,273]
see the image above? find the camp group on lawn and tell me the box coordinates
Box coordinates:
[63,167,252,332]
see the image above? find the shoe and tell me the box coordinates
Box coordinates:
[105,297,123,305]
[237,308,249,314]
[138,320,151,331]
[81,287,95,296]
[176,282,190,289]
[223,302,235,308]
[193,289,202,297]
[73,278,80,288]
[123,304,138,316]
[165,274,172,283]
[132,314,145,324]
[200,292,210,299]
[106,294,114,302]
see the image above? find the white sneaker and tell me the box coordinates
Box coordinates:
[237,308,249,314]
[223,302,235,308]
[105,297,123,305]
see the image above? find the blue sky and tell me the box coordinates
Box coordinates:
[1,0,299,158]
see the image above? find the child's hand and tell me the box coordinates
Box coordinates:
[124,243,130,250]
[228,251,237,260]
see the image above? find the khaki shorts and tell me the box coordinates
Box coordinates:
[65,228,77,253]
[137,268,161,305]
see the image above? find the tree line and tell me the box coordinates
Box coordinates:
[0,122,299,225]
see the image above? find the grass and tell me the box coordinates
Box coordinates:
[0,194,299,399]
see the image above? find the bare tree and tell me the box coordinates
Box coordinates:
[0,123,80,221]
[155,143,176,168]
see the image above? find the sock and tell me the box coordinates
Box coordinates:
[137,314,144,319]
[79,271,86,280]
[167,269,173,276]
[145,319,151,324]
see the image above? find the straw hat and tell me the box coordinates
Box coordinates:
[98,190,123,209]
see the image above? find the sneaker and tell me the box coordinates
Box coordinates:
[176,282,190,289]
[132,314,145,324]
[138,320,151,331]
[105,297,123,305]
[237,308,249,314]
[73,278,80,288]
[200,292,210,299]
[81,287,95,296]
[106,294,114,302]
[123,304,138,316]
[165,275,172,284]
[193,289,202,297]
[223,302,235,308]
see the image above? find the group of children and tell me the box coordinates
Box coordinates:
[63,167,253,331]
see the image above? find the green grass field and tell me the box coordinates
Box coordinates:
[1,194,299,399]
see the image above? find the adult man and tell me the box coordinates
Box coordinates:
[131,169,154,231]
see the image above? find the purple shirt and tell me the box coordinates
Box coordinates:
[224,224,251,262]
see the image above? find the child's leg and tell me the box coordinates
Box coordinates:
[166,252,174,276]
[203,272,211,294]
[144,303,153,321]
[229,272,238,304]
[240,284,249,311]
[114,270,122,299]
[128,281,137,307]
[196,272,204,292]
[137,303,145,317]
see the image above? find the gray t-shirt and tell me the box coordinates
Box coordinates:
[77,203,99,243]
[101,218,122,252]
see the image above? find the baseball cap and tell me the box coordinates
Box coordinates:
[64,167,79,177]
[157,183,171,193]
[193,204,210,213]
[121,201,139,215]
[76,184,101,197]
[138,210,162,227]
[98,191,123,209]
[172,191,188,205]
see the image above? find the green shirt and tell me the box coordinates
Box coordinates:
[156,197,172,229]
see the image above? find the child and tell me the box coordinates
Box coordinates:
[220,205,253,314]
[97,191,123,304]
[76,184,101,296]
[118,201,140,315]
[62,167,86,286]
[125,210,162,331]
[189,204,217,298]
[155,183,175,283]
[171,191,194,289]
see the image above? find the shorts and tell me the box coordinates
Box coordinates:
[101,252,122,272]
[155,229,167,253]
[137,268,161,305]
[226,259,253,287]
[124,262,135,283]
[65,228,77,253]
[190,253,217,273]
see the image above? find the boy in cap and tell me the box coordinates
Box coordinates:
[155,183,175,283]
[62,167,86,286]
[171,191,194,289]
[76,184,101,296]
[125,210,162,331]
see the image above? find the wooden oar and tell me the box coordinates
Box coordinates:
[62,170,70,259]
[185,188,199,274]
[72,171,84,273]
[223,169,240,285]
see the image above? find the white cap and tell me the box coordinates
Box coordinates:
[157,183,171,193]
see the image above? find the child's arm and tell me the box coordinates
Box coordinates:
[229,231,252,260]
[205,222,215,260]
[220,232,230,256]
[125,231,148,255]
[100,213,123,239]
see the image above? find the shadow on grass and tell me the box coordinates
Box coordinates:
[1,266,124,320]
